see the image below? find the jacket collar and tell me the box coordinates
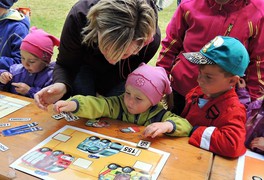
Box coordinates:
[191,86,238,106]
[0,9,25,21]
[207,0,247,12]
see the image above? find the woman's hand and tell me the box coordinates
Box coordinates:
[34,83,67,110]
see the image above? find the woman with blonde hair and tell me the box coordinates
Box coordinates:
[35,0,160,110]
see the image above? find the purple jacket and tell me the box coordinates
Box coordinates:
[0,62,54,98]
[237,87,264,155]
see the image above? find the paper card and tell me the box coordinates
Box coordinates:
[53,133,71,142]
[73,158,93,169]
[0,142,9,151]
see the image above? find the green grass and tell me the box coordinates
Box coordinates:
[13,0,178,63]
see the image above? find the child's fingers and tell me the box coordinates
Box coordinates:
[55,102,70,113]
[142,128,150,137]
[143,126,155,138]
[3,73,12,80]
[56,105,61,113]
[52,104,58,113]
[151,130,159,138]
[53,103,62,113]
[1,74,8,81]
[57,105,65,113]
[11,82,19,87]
[8,73,12,79]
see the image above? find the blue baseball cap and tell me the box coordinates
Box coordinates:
[183,36,250,77]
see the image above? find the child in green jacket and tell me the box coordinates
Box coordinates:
[54,63,192,138]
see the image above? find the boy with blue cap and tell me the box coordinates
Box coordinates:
[181,36,249,158]
[0,0,30,70]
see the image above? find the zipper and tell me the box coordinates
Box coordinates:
[225,23,234,36]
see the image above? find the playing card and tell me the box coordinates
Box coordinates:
[52,114,65,120]
[120,126,140,133]
[0,142,9,151]
[85,120,99,127]
[92,121,109,128]
[61,112,79,121]
[137,140,151,149]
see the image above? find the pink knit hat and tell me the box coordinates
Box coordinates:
[126,63,172,105]
[20,27,60,63]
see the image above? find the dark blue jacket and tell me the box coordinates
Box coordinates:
[0,9,30,70]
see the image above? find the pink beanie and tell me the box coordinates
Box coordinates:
[20,27,60,63]
[126,63,172,105]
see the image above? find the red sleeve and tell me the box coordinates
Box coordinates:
[189,108,247,158]
[244,4,264,100]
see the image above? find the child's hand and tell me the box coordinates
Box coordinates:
[0,72,12,84]
[143,121,173,138]
[250,137,264,151]
[53,100,77,113]
[237,78,246,88]
[11,82,30,95]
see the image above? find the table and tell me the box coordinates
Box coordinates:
[0,91,214,180]
[210,155,238,180]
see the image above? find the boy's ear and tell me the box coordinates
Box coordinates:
[229,75,240,86]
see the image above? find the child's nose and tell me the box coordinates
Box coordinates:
[23,62,30,67]
[127,97,134,105]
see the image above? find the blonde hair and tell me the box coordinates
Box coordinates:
[82,0,156,62]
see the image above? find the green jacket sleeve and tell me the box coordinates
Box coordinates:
[68,95,122,119]
[162,111,193,137]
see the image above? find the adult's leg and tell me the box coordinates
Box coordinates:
[103,81,125,97]
[171,90,185,115]
[72,65,96,96]
[73,65,125,97]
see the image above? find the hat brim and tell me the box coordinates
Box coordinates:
[183,52,216,65]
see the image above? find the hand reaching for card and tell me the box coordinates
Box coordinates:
[143,121,173,138]
[53,100,77,113]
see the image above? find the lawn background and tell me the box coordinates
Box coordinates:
[13,0,178,65]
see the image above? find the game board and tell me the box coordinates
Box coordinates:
[10,125,170,180]
[236,150,264,180]
[0,94,30,118]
